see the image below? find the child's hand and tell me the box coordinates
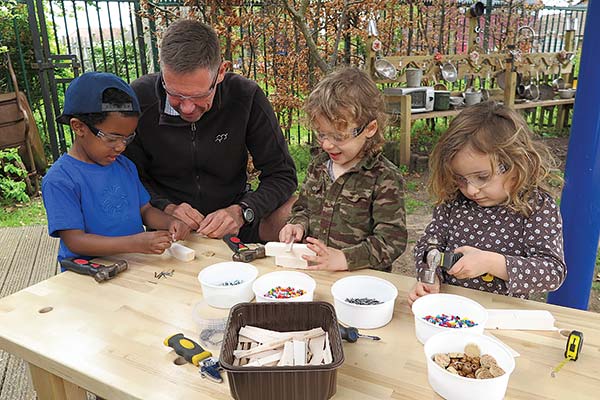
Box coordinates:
[447,246,507,280]
[304,237,348,271]
[279,224,304,244]
[134,231,173,254]
[169,218,191,241]
[407,278,440,306]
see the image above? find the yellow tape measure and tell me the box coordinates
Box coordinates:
[551,330,583,377]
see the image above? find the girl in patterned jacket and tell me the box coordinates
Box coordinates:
[408,101,566,305]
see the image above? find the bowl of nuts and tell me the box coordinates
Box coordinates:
[411,293,488,344]
[424,331,515,400]
[331,275,398,329]
[198,262,258,309]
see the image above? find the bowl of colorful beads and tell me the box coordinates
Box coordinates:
[411,293,488,344]
[198,262,258,309]
[252,270,316,302]
[330,275,398,329]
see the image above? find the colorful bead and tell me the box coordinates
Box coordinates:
[422,314,478,328]
[263,285,306,299]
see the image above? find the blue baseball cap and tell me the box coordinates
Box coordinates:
[56,71,140,125]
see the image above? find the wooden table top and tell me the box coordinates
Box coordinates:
[0,235,598,400]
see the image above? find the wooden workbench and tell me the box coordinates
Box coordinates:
[0,235,598,399]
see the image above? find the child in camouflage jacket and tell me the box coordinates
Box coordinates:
[279,67,407,272]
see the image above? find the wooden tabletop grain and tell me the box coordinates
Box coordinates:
[0,235,598,400]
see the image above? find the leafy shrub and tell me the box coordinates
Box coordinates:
[0,148,30,203]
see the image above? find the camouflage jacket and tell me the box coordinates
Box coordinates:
[414,190,566,298]
[288,151,407,271]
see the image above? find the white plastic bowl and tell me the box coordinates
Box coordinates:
[252,271,316,302]
[197,262,258,309]
[424,331,515,400]
[412,293,488,344]
[330,275,398,329]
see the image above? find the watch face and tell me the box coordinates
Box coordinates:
[243,207,255,223]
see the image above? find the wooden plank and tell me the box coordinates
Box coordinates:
[399,95,411,166]
[513,98,574,109]
[0,226,38,296]
[0,227,22,296]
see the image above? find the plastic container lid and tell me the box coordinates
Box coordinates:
[192,300,229,352]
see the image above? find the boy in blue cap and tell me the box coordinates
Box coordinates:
[42,72,189,267]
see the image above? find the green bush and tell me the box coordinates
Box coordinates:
[0,148,30,203]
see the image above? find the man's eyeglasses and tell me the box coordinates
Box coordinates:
[453,164,507,190]
[161,68,219,102]
[315,121,370,145]
[85,123,136,148]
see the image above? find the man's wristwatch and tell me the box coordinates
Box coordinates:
[239,202,255,224]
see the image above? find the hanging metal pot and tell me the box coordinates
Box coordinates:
[441,61,458,83]
[374,58,398,80]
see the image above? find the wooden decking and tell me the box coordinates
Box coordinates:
[0,226,59,400]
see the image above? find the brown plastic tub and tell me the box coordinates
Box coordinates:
[220,301,344,400]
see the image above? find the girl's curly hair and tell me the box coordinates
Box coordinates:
[304,67,386,157]
[429,101,561,216]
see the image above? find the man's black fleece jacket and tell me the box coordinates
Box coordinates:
[124,72,297,220]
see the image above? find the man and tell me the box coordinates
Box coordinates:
[125,19,297,243]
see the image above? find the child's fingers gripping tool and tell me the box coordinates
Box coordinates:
[551,330,583,377]
[164,333,212,366]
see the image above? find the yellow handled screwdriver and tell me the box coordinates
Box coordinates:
[164,333,212,366]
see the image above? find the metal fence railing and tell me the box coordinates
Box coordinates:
[1,1,587,163]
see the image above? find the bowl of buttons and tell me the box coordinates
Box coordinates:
[411,293,488,344]
[424,331,515,400]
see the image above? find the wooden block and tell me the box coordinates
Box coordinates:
[167,243,195,262]
[265,242,315,258]
[277,341,294,366]
[293,340,307,366]
[485,309,556,330]
[275,255,309,269]
[233,328,324,359]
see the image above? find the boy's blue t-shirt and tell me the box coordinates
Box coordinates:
[42,154,151,262]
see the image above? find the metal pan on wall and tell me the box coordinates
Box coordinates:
[441,62,458,83]
[496,70,522,90]
[374,58,398,80]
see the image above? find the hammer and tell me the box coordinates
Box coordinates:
[223,234,266,262]
[60,258,128,282]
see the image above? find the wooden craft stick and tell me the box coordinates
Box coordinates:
[277,341,294,366]
[323,332,333,364]
[234,328,324,359]
[265,242,316,258]
[293,340,307,366]
[308,335,325,365]
[245,351,283,367]
[275,255,309,269]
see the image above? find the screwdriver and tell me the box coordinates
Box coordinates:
[164,333,212,366]
[338,324,381,343]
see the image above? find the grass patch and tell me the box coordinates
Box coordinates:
[0,197,47,228]
[405,197,425,215]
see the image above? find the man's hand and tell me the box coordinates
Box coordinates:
[303,237,348,271]
[197,204,244,239]
[279,223,304,244]
[168,218,191,241]
[407,278,441,306]
[447,246,508,281]
[164,203,204,231]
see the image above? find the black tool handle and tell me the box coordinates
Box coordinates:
[441,252,463,270]
[339,324,359,343]
[60,258,104,276]
[223,234,249,253]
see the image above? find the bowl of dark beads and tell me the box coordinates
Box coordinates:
[330,275,398,329]
[411,293,488,344]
